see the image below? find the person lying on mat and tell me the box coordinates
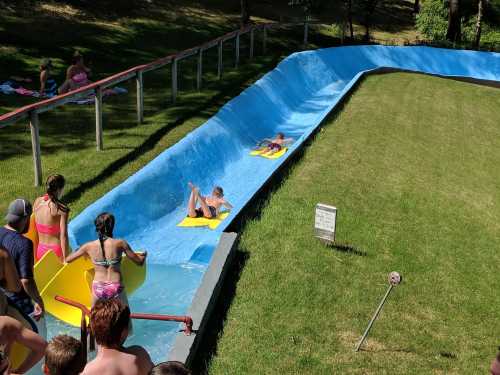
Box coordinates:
[187,183,232,219]
[257,132,294,155]
[65,213,146,305]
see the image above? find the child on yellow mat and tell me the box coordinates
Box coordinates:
[257,132,294,155]
[187,183,232,219]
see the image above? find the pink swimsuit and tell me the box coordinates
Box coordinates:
[35,195,63,261]
[92,281,124,300]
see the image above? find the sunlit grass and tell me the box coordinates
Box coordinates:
[207,73,500,374]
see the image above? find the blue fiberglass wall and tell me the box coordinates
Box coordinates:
[63,46,499,360]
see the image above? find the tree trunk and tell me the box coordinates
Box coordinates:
[362,0,378,41]
[414,0,420,13]
[347,0,354,38]
[240,0,250,27]
[474,0,483,49]
[446,0,461,42]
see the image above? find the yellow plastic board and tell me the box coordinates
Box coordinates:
[34,250,63,293]
[249,147,287,159]
[41,254,146,327]
[23,214,38,252]
[177,212,230,230]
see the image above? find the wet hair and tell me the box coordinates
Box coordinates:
[90,299,130,347]
[45,335,85,375]
[149,361,191,375]
[94,213,115,260]
[46,174,69,213]
[213,186,223,197]
[277,132,285,139]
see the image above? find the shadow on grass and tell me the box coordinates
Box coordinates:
[326,241,367,257]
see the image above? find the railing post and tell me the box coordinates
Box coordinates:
[250,28,255,59]
[217,39,223,80]
[304,21,309,47]
[197,48,203,91]
[171,57,178,103]
[263,26,267,54]
[235,32,240,67]
[136,70,144,124]
[29,111,42,187]
[95,87,103,151]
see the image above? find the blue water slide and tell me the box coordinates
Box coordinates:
[61,46,499,360]
[68,46,499,265]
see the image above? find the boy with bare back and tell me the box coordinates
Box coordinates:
[82,299,153,375]
[257,132,294,155]
[187,183,232,219]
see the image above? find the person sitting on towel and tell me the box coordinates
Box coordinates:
[257,132,293,155]
[187,183,232,219]
[58,51,91,94]
[39,59,57,97]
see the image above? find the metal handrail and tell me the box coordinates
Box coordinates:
[0,22,274,126]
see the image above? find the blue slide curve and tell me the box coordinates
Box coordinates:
[63,46,499,359]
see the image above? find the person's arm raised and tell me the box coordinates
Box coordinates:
[121,240,147,266]
[65,243,88,264]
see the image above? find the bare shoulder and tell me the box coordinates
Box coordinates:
[125,345,153,366]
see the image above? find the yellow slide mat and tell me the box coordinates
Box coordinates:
[40,253,146,327]
[250,147,287,159]
[177,212,230,230]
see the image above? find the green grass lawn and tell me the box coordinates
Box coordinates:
[206,73,500,374]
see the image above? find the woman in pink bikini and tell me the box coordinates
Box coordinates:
[33,174,70,262]
[58,51,91,94]
[65,213,146,305]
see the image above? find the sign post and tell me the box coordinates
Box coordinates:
[314,203,337,244]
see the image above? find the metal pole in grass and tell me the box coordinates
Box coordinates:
[355,272,402,352]
[235,32,240,67]
[197,48,203,91]
[95,87,103,151]
[171,57,178,104]
[136,70,144,124]
[29,111,42,186]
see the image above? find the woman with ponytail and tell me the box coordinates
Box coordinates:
[33,174,70,262]
[65,213,146,305]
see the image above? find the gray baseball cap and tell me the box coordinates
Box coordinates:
[5,199,32,223]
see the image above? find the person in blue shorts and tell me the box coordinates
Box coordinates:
[0,199,44,322]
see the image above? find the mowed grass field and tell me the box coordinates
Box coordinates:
[207,73,500,374]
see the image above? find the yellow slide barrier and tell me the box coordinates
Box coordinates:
[40,254,146,327]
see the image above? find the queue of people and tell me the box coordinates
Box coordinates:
[0,174,197,374]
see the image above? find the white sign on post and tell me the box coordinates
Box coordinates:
[314,203,337,243]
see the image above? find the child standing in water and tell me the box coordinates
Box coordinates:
[257,132,294,155]
[65,213,146,306]
[187,183,232,219]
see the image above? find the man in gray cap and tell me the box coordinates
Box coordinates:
[0,199,44,320]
